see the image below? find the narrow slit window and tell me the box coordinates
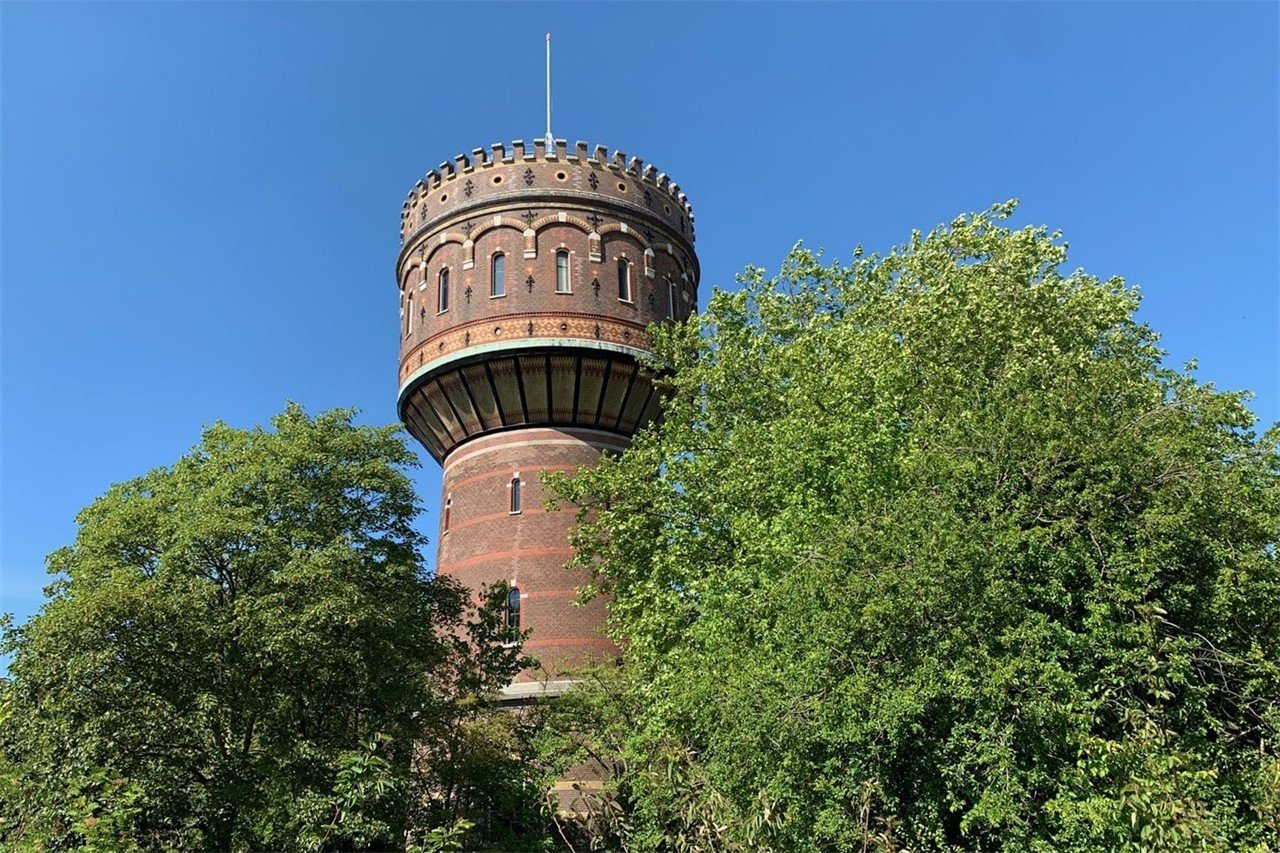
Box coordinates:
[555,250,571,293]
[442,497,451,533]
[505,585,521,634]
[618,258,632,302]
[509,476,522,514]
[667,278,676,319]
[438,268,450,313]
[491,252,505,298]
[405,292,413,335]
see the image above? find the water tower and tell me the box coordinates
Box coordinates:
[395,138,698,698]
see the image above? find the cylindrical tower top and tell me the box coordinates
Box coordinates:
[395,140,699,463]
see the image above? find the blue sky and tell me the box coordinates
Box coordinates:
[3,2,1277,639]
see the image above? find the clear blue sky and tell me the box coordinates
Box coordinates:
[3,3,1277,640]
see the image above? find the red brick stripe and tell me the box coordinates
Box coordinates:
[438,545,575,575]
[525,637,617,650]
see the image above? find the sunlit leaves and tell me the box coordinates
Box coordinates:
[0,404,533,850]
[552,203,1280,850]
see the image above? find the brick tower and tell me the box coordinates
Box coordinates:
[395,140,697,697]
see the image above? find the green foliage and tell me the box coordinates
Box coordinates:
[410,585,553,852]
[537,665,790,852]
[0,404,539,850]
[549,203,1280,850]
[408,818,475,853]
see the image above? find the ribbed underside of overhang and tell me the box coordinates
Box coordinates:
[398,348,660,463]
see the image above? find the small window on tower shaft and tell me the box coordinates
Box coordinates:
[618,258,632,302]
[556,250,571,293]
[438,268,450,313]
[510,476,522,514]
[442,497,451,533]
[505,585,521,634]
[667,277,676,320]
[405,292,414,335]
[491,253,505,298]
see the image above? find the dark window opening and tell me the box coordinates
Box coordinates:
[491,253,505,298]
[618,258,632,302]
[505,585,521,634]
[555,250,571,293]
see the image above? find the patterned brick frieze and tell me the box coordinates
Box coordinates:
[399,313,652,386]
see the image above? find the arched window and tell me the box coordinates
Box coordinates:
[509,475,522,514]
[617,258,632,302]
[491,252,505,298]
[442,496,451,533]
[555,250,571,293]
[505,585,521,633]
[405,292,414,335]
[438,268,450,313]
[667,277,677,320]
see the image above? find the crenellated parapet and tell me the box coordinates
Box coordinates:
[398,140,696,248]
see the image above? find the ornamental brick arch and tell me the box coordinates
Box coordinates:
[529,211,594,236]
[469,215,530,246]
[398,232,466,281]
[421,233,468,268]
[399,260,427,292]
[594,220,651,250]
[470,228,525,296]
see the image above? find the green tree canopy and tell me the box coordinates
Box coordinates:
[0,405,531,850]
[548,203,1280,851]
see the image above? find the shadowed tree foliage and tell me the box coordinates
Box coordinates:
[0,405,543,851]
[547,203,1280,851]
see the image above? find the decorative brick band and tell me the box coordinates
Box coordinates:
[399,312,653,386]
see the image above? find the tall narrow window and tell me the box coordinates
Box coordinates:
[555,250,571,293]
[442,496,451,533]
[667,278,677,319]
[405,292,413,335]
[505,585,521,634]
[491,252,505,298]
[509,476,522,514]
[617,258,632,302]
[438,268,450,313]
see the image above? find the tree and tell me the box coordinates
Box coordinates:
[0,404,534,850]
[548,203,1280,850]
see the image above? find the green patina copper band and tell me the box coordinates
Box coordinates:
[397,337,653,404]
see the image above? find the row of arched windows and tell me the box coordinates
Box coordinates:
[406,252,673,336]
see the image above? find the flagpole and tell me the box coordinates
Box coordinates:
[545,33,554,148]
